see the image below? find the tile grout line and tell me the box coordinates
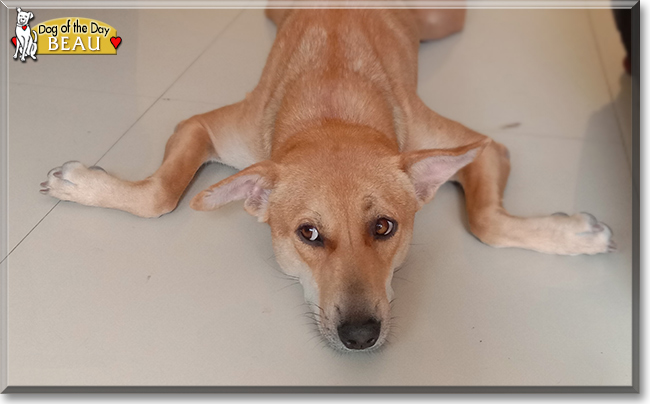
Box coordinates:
[1,9,246,264]
[8,80,162,98]
[0,202,60,266]
[586,9,637,203]
[585,10,625,135]
[159,96,230,108]
[93,9,246,166]
[584,9,633,175]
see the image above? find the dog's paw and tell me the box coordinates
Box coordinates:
[551,212,616,255]
[40,161,109,205]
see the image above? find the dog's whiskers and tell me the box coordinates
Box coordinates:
[392,275,412,283]
[275,280,300,292]
[263,253,299,282]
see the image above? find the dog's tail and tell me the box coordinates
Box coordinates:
[31,30,37,43]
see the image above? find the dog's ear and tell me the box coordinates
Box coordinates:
[400,139,490,206]
[16,7,21,13]
[190,160,278,222]
[28,12,34,20]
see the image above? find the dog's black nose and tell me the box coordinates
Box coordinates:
[337,318,381,350]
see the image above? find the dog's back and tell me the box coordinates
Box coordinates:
[257,9,422,149]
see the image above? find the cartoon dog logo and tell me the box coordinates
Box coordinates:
[12,8,38,62]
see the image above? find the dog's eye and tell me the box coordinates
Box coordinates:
[374,218,396,238]
[297,225,323,246]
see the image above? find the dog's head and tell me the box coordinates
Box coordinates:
[16,8,34,26]
[191,124,486,351]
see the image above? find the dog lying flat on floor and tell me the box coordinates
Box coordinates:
[41,9,615,352]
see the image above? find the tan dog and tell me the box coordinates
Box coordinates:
[41,9,615,351]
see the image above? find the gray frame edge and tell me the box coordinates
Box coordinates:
[630,0,640,394]
[1,0,10,395]
[0,386,640,393]
[0,1,640,394]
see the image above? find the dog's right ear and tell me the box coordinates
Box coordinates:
[190,160,278,222]
[16,7,21,13]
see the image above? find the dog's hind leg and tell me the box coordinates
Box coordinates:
[29,32,37,60]
[413,9,467,41]
[407,101,615,255]
[41,101,261,218]
[265,8,292,28]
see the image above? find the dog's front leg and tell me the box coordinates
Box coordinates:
[456,139,615,255]
[407,100,615,255]
[40,119,215,217]
[12,39,20,59]
[41,100,262,217]
[18,36,30,61]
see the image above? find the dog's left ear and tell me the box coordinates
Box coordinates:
[28,12,34,20]
[401,139,490,206]
[190,160,278,222]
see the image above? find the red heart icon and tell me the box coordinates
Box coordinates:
[110,36,121,50]
[22,25,27,30]
[11,37,17,46]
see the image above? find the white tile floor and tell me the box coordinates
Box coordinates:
[4,8,633,387]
